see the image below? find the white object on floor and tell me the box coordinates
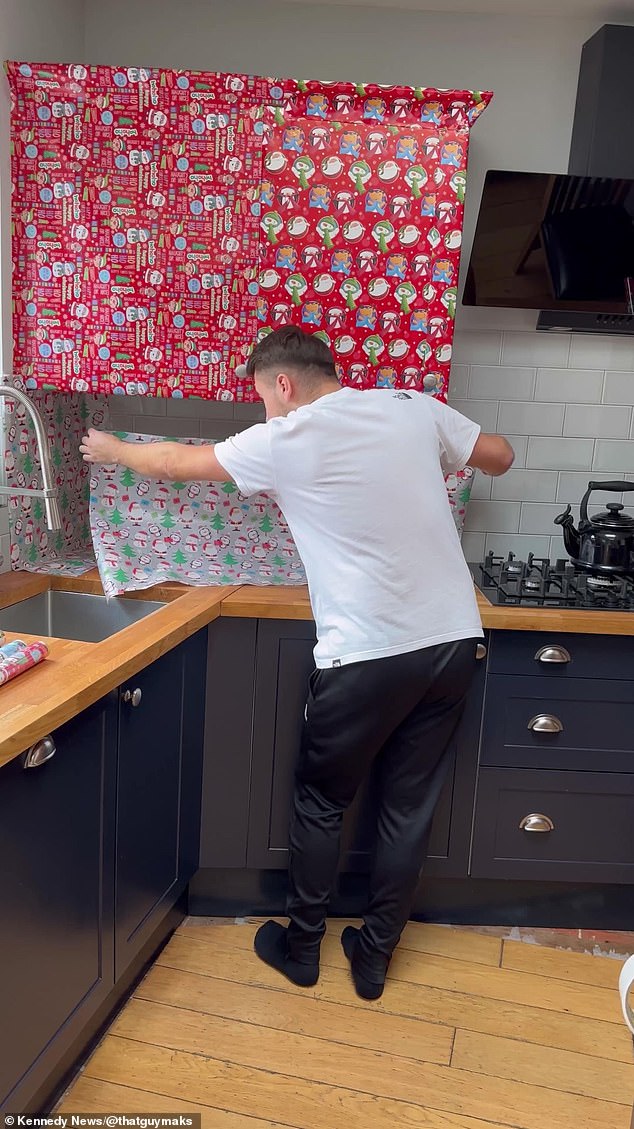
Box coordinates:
[618,952,634,1036]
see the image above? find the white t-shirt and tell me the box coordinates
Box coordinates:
[214,387,483,668]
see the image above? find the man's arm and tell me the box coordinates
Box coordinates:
[467,433,514,476]
[79,428,233,482]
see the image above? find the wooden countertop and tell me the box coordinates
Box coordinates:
[0,572,237,769]
[2,568,634,770]
[221,582,634,636]
[221,585,313,619]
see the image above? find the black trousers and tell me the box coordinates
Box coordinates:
[286,637,478,975]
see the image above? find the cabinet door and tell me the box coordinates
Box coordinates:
[0,697,116,1113]
[115,645,185,976]
[246,620,482,876]
[199,618,258,869]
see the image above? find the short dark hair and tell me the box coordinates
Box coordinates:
[246,327,338,382]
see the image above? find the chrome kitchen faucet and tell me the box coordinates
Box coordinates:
[0,377,62,531]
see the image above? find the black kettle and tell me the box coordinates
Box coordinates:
[555,480,634,576]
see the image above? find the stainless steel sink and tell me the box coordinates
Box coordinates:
[0,590,166,643]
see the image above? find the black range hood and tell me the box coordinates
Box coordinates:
[464,24,634,336]
[538,23,634,334]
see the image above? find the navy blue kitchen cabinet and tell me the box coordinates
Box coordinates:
[0,694,118,1114]
[471,631,634,883]
[247,621,487,877]
[0,632,206,1114]
[115,631,207,977]
[200,619,487,881]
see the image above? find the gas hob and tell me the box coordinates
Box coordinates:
[472,552,634,610]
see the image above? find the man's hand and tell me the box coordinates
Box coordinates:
[80,428,123,465]
[78,428,234,485]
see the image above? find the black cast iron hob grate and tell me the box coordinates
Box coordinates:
[473,552,634,610]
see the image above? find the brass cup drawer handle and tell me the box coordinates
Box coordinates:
[527,714,564,733]
[535,645,571,664]
[519,813,554,833]
[123,687,143,707]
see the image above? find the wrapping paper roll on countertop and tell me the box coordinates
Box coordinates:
[0,639,49,687]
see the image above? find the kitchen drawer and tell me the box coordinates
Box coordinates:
[488,630,634,680]
[480,674,634,772]
[471,767,634,882]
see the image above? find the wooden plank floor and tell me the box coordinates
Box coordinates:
[56,919,634,1129]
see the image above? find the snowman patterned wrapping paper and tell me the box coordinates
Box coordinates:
[8,63,491,402]
[89,434,474,596]
[90,433,306,595]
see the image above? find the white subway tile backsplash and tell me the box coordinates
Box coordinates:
[452,330,633,548]
[564,403,631,439]
[234,402,266,421]
[504,435,529,468]
[464,500,521,534]
[448,363,469,399]
[450,399,499,431]
[452,331,502,365]
[134,416,200,438]
[200,421,246,441]
[527,437,594,470]
[535,368,604,404]
[0,534,10,574]
[133,396,168,416]
[519,502,565,535]
[484,532,551,558]
[109,414,135,433]
[603,371,634,406]
[470,471,492,500]
[557,471,605,502]
[107,394,159,416]
[569,335,634,371]
[549,535,568,561]
[593,440,634,473]
[468,366,535,401]
[501,331,570,368]
[25,324,634,561]
[166,397,236,419]
[498,401,564,436]
[460,532,486,562]
[491,469,558,502]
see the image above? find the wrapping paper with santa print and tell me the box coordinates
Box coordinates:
[89,431,474,598]
[89,432,306,597]
[4,382,109,575]
[8,61,490,401]
[446,466,474,534]
[256,83,491,398]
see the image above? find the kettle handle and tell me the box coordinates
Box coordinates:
[580,480,634,524]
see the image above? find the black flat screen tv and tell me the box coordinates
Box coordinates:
[463,170,634,314]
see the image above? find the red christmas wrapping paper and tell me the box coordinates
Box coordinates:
[8,63,491,402]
